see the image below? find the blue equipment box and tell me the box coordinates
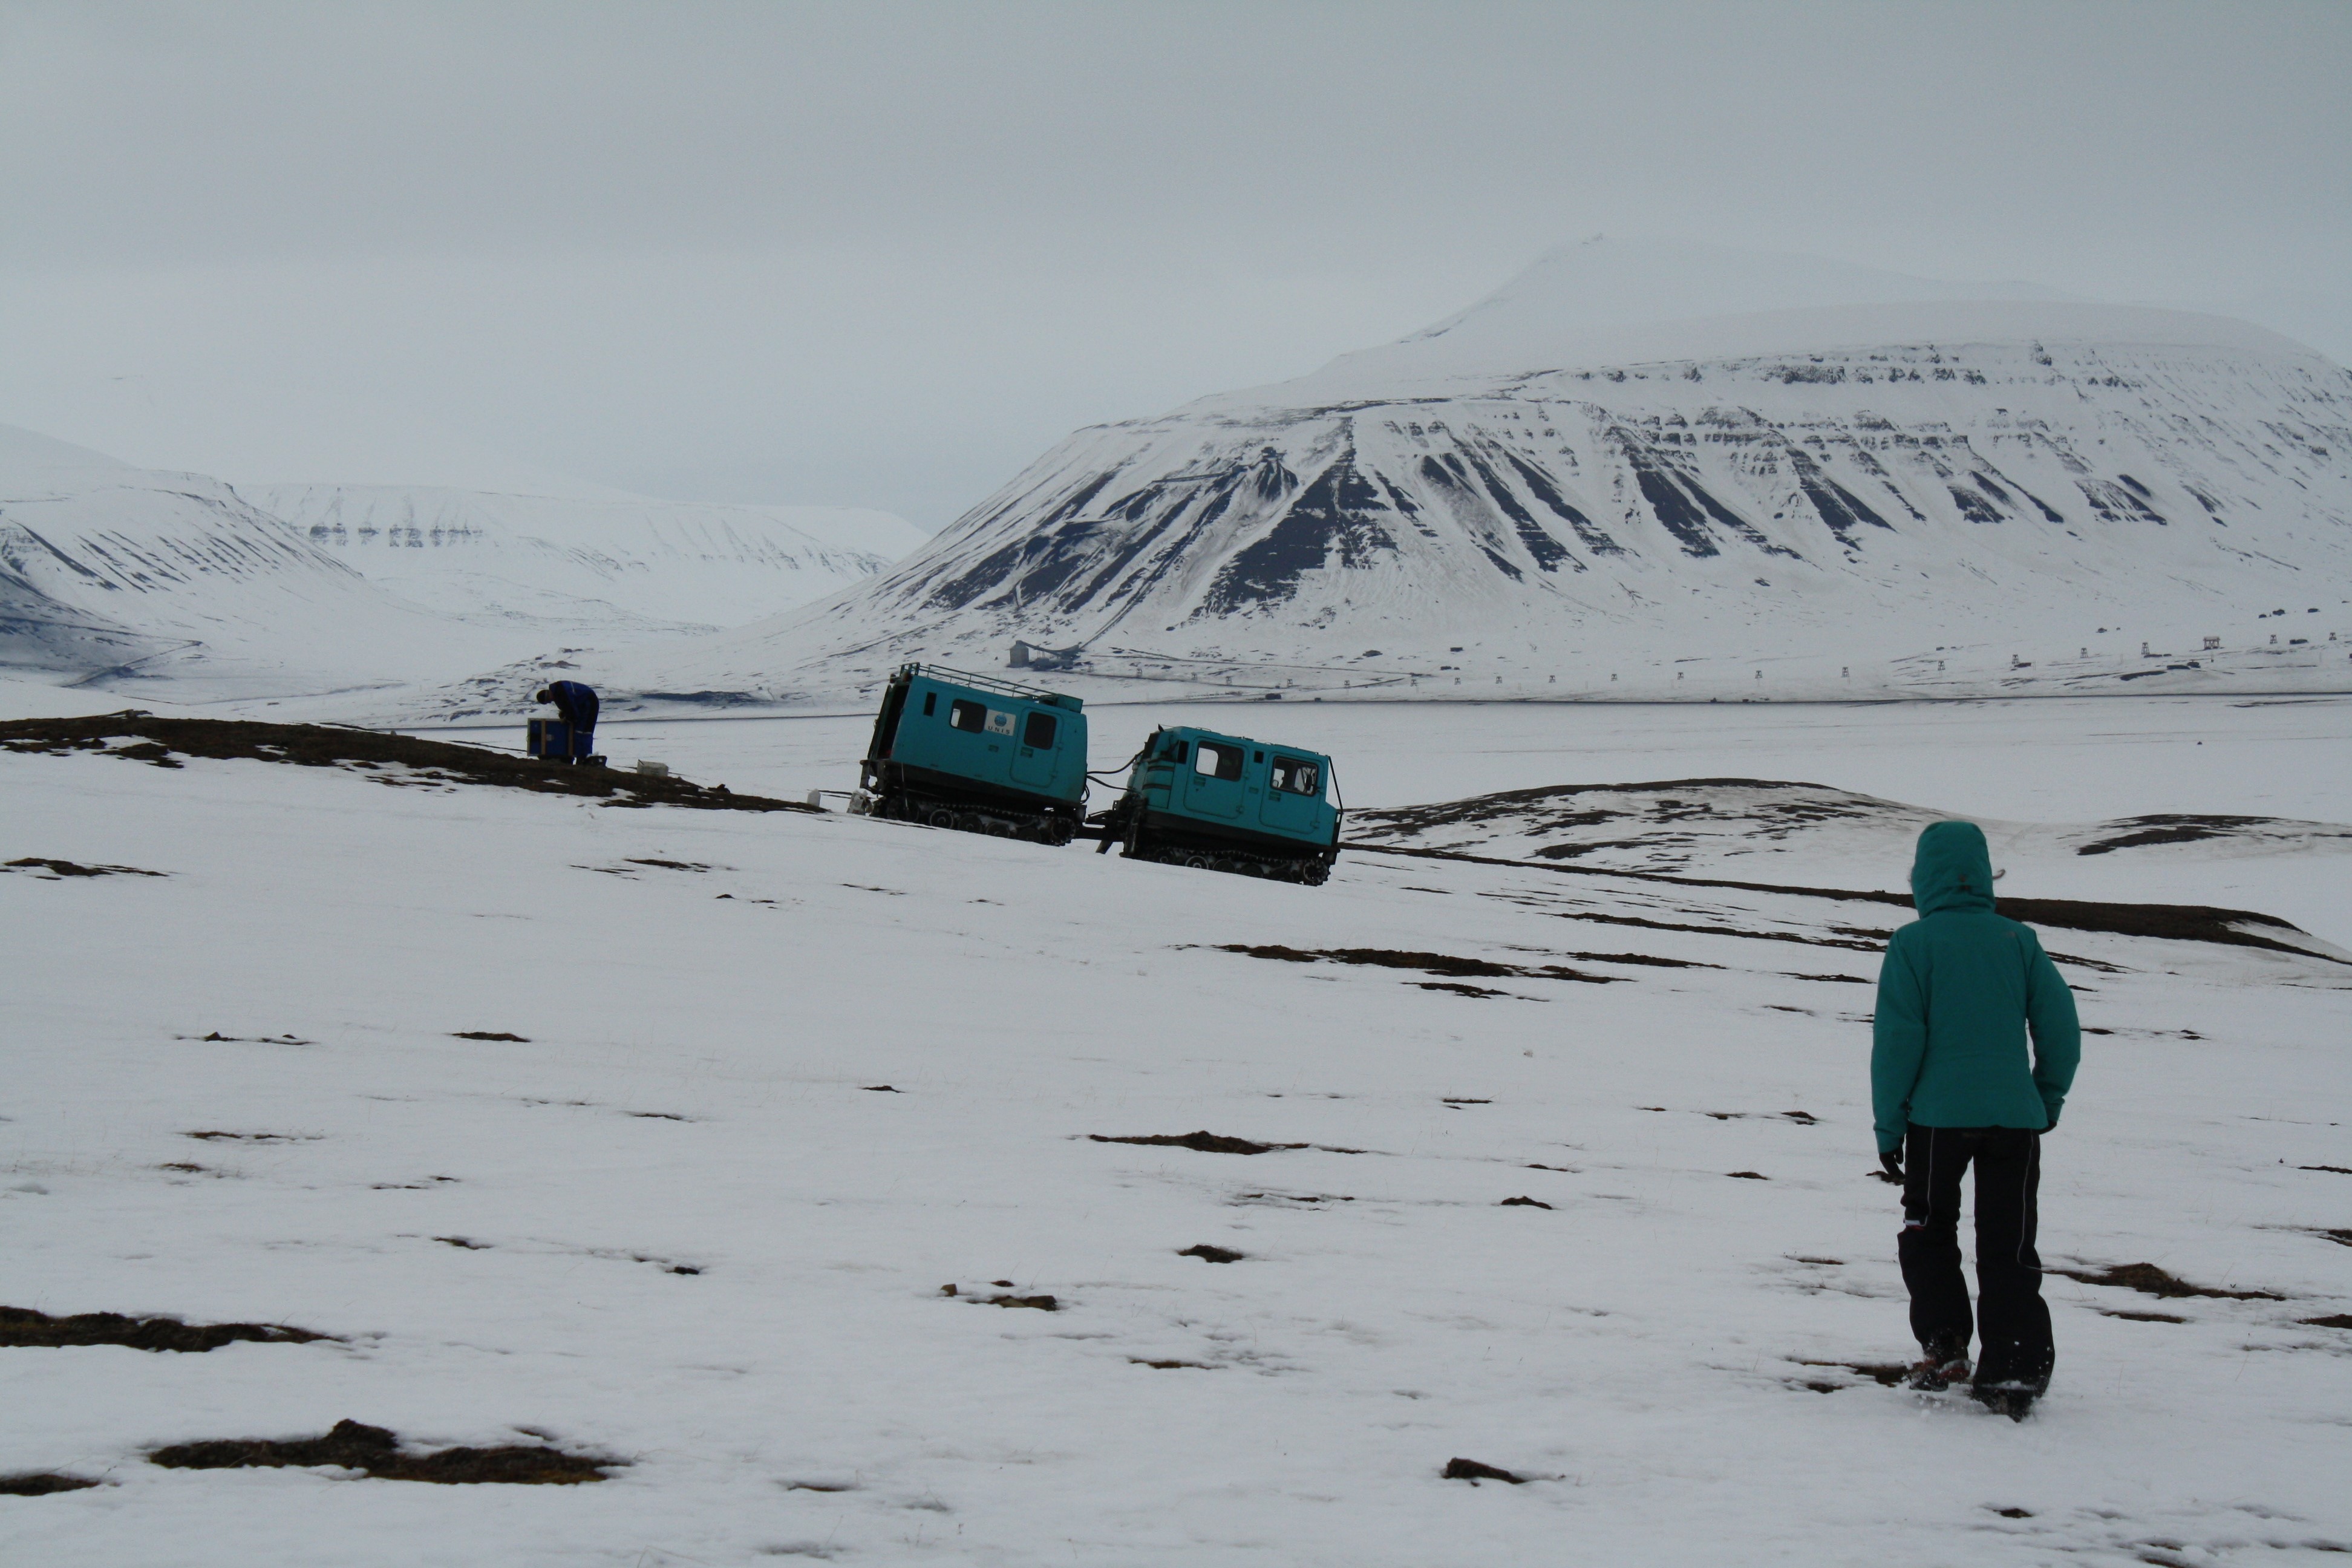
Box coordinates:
[528,717,578,761]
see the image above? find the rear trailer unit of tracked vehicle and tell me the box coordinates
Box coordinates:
[1097,725,1339,883]
[857,664,1088,843]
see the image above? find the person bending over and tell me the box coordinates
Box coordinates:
[534,680,599,763]
[1872,820,2080,1420]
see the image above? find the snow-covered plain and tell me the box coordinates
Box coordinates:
[5,696,2348,1566]
[441,693,2352,946]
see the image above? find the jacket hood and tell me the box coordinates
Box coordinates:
[1910,820,1996,916]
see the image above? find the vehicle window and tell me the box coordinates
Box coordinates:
[1022,711,1057,750]
[1271,757,1321,797]
[1193,742,1243,781]
[1167,740,1187,763]
[949,699,985,733]
[923,691,937,717]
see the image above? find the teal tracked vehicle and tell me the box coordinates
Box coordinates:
[1094,725,1341,884]
[857,665,1088,843]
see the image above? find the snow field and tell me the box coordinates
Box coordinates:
[440,693,2352,946]
[4,731,2348,1566]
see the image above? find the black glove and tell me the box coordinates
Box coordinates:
[1878,1149,1904,1183]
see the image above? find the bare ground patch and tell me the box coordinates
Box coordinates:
[0,1472,102,1495]
[1792,1359,1911,1387]
[1,1304,327,1353]
[1210,944,1619,984]
[0,713,811,815]
[1350,841,2337,962]
[4,857,165,879]
[939,1285,1058,1311]
[180,1031,313,1045]
[148,1419,618,1484]
[2054,1263,2282,1301]
[2074,815,2285,855]
[1442,1457,1526,1485]
[1091,1131,1303,1155]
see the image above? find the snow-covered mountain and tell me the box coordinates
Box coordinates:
[248,484,923,633]
[0,422,924,705]
[579,241,2350,708]
[0,423,544,699]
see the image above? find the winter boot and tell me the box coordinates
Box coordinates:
[1906,1348,1971,1391]
[1971,1381,2037,1421]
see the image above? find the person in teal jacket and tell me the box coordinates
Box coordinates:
[1872,820,2081,1419]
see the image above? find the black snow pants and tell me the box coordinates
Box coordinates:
[1898,1124,2054,1391]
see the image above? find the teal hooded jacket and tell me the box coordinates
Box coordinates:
[1870,821,2082,1154]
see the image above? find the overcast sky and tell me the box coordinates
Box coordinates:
[3,0,2346,528]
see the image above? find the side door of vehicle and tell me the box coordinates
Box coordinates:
[935,694,1007,780]
[1258,753,1325,838]
[1010,705,1061,789]
[1181,734,1247,821]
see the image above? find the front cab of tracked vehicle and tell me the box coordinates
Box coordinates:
[1109,725,1339,883]
[860,665,1088,843]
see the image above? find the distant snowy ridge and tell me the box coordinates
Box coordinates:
[553,266,2350,711]
[0,420,926,705]
[249,484,924,633]
[0,423,519,697]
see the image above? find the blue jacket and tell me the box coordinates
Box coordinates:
[543,680,599,731]
[1870,822,2082,1153]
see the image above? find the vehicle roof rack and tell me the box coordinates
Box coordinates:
[897,662,1083,710]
